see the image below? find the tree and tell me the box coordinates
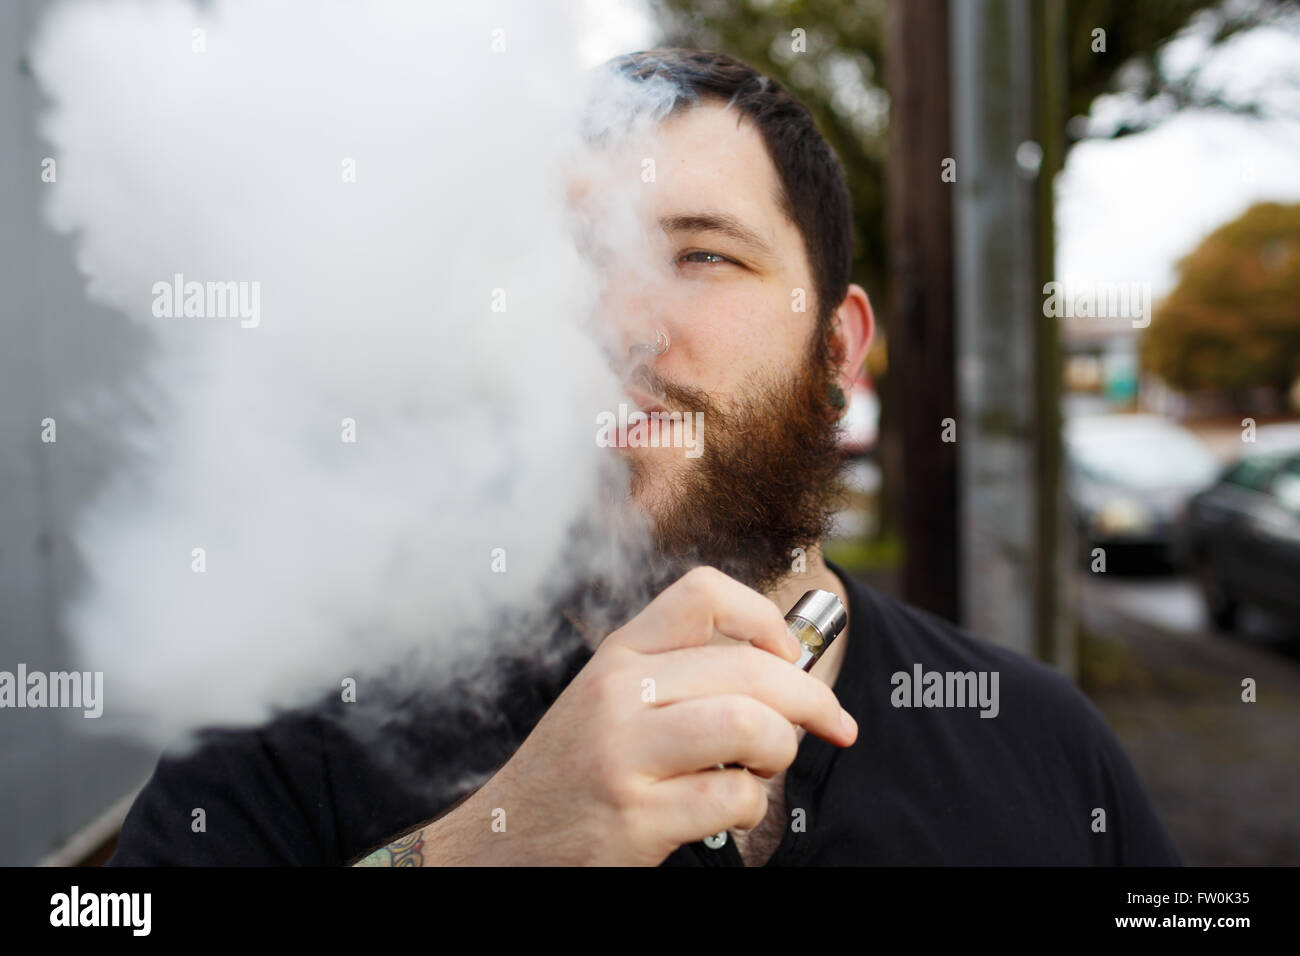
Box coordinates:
[1062,0,1298,140]
[1141,202,1300,403]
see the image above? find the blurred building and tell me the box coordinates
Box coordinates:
[0,1,157,866]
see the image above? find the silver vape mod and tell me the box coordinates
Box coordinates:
[784,589,848,673]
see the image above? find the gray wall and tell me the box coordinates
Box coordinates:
[1,0,158,866]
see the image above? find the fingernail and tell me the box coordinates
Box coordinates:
[841,708,857,735]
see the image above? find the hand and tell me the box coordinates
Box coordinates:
[425,566,857,865]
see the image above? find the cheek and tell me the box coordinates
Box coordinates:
[674,286,806,387]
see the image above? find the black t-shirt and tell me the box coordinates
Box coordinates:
[106,561,1183,866]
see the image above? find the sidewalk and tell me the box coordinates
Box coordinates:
[1079,595,1300,865]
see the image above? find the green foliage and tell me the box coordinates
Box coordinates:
[1141,202,1300,395]
[1064,0,1219,129]
[824,530,902,572]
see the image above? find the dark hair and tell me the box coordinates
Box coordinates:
[607,48,855,339]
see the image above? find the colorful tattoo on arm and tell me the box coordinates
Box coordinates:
[352,828,425,867]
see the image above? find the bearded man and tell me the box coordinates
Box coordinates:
[108,48,1180,868]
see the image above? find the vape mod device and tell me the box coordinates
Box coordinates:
[784,589,848,673]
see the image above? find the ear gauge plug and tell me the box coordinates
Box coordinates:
[826,382,847,411]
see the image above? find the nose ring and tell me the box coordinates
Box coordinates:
[630,329,670,357]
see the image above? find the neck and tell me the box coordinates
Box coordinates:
[762,543,842,620]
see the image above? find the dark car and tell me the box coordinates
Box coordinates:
[1181,449,1300,631]
[1065,414,1221,563]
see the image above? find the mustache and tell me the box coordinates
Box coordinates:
[626,363,718,417]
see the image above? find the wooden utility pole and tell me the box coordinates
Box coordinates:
[884,0,960,625]
[886,0,1069,671]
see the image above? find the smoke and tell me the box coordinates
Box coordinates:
[29,0,681,758]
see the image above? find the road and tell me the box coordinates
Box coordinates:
[1079,564,1300,660]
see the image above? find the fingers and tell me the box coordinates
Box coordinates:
[638,644,857,748]
[636,695,800,779]
[642,768,770,846]
[604,566,799,662]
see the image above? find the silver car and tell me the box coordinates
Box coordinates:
[1065,414,1221,563]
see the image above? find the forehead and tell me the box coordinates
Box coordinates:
[650,101,793,251]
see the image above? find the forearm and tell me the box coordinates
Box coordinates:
[348,790,480,867]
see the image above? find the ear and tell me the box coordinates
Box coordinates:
[830,283,875,393]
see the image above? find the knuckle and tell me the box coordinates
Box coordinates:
[776,721,799,767]
[722,771,751,810]
[691,564,724,584]
[695,771,765,829]
[614,798,653,851]
[734,645,771,688]
[704,770,747,816]
[744,779,769,827]
[586,665,632,713]
[729,774,766,828]
[679,566,718,603]
[714,697,760,742]
[589,737,629,798]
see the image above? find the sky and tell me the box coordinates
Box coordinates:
[575,0,658,66]
[1057,18,1300,297]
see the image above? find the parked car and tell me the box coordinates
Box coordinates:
[1065,414,1221,563]
[1181,448,1300,631]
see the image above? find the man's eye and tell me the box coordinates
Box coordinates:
[678,250,734,266]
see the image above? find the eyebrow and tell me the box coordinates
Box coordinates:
[658,211,774,258]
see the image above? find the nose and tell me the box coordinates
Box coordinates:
[594,263,673,378]
[606,324,669,381]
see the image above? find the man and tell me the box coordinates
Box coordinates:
[108,48,1181,867]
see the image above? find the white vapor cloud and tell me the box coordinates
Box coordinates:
[30,0,675,750]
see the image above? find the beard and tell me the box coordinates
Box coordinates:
[627,338,847,595]
[551,326,848,647]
